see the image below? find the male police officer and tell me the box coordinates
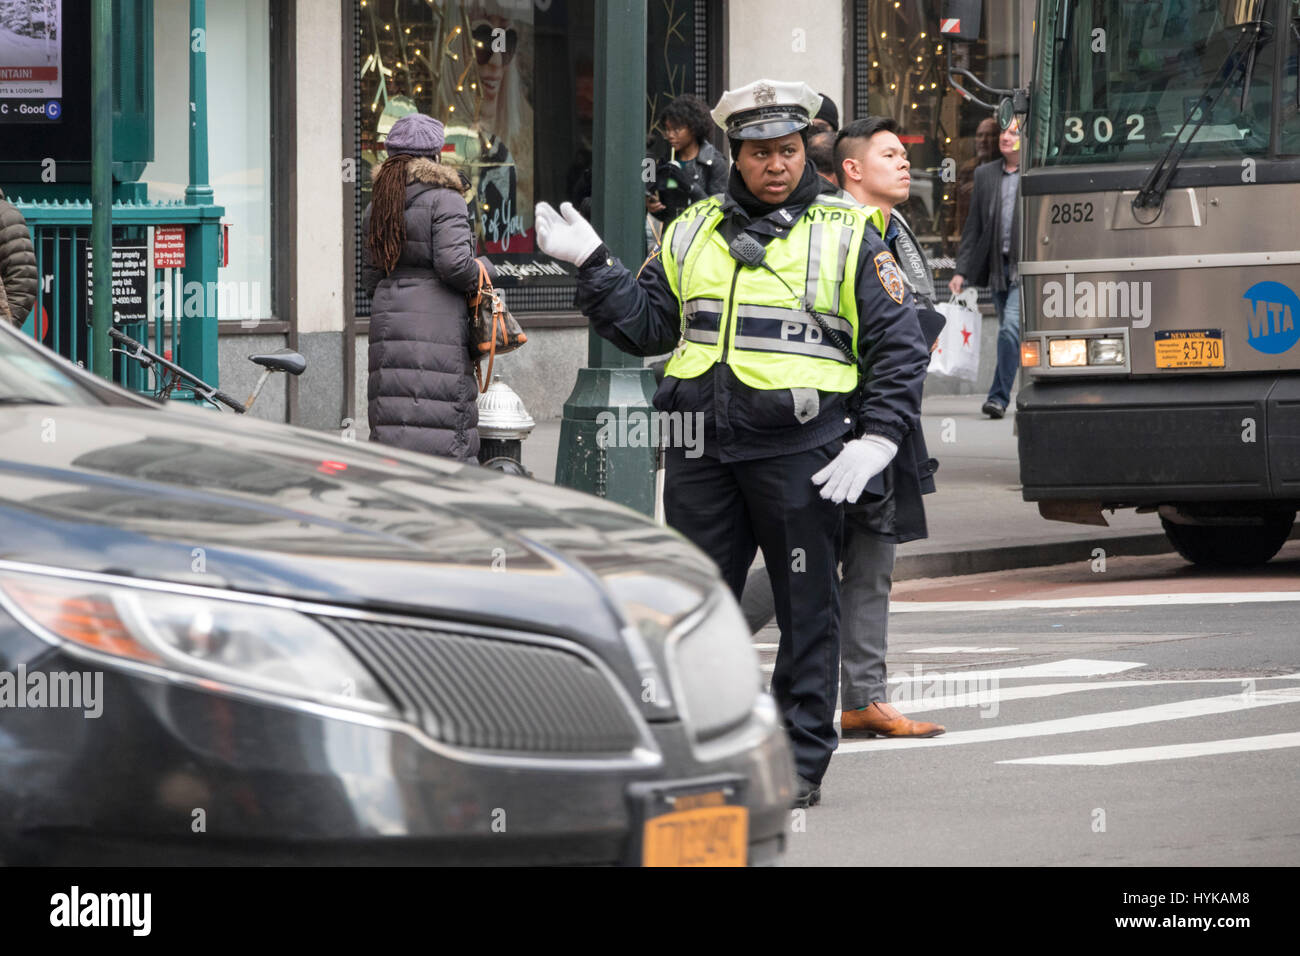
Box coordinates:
[833,116,946,738]
[536,81,929,808]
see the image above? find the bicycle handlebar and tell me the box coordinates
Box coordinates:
[108,327,247,413]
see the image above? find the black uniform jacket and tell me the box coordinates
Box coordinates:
[843,209,943,544]
[573,173,930,469]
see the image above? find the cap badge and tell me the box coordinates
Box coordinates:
[754,83,778,106]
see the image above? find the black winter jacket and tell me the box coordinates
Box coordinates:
[575,167,930,465]
[844,210,943,543]
[0,188,38,325]
[361,158,494,462]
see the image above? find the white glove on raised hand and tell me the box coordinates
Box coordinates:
[535,201,604,266]
[811,435,899,504]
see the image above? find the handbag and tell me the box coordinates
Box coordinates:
[467,260,526,393]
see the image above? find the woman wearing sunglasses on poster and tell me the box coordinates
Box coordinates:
[470,3,534,253]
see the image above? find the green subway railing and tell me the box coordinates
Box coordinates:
[12,197,224,396]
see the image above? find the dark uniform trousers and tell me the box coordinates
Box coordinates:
[664,441,843,784]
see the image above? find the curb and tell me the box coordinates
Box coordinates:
[741,532,1175,634]
[893,532,1174,581]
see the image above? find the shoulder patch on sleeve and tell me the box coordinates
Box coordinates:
[873,250,906,304]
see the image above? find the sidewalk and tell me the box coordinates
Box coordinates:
[521,392,1172,581]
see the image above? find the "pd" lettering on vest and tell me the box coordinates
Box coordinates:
[781,320,822,343]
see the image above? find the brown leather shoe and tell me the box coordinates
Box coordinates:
[840,702,945,739]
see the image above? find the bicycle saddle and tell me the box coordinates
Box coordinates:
[248,349,307,376]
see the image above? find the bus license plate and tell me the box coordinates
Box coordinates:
[1154,329,1224,369]
[641,793,748,867]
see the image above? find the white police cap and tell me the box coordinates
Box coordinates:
[711,80,823,140]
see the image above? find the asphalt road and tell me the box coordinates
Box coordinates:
[754,542,1300,866]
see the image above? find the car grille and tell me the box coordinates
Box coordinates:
[318,617,642,754]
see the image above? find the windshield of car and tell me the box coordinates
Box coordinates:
[0,328,105,406]
[1032,0,1274,167]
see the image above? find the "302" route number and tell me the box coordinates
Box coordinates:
[1062,113,1146,144]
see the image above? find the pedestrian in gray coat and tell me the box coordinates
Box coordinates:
[0,187,39,326]
[361,113,496,461]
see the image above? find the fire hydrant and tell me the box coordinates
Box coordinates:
[476,374,536,477]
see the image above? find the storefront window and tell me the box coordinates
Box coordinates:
[854,0,1020,272]
[143,0,273,324]
[352,0,715,315]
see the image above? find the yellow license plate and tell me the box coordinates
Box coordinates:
[1154,329,1224,368]
[642,792,748,867]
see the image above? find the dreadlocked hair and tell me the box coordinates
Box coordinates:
[367,153,418,275]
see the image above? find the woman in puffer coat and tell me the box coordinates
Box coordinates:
[361,113,495,462]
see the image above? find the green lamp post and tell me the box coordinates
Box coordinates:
[554,0,659,515]
[90,0,113,378]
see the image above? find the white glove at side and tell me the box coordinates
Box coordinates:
[810,435,899,504]
[535,201,603,266]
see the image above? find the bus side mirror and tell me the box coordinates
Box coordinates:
[997,90,1032,131]
[940,0,983,42]
[996,98,1015,130]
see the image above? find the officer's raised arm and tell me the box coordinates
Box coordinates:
[535,201,681,357]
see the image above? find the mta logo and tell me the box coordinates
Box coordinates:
[1243,281,1300,355]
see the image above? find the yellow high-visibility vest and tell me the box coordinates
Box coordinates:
[660,194,884,392]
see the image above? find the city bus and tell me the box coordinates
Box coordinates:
[963,0,1300,566]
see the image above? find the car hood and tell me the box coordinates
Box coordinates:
[0,403,718,649]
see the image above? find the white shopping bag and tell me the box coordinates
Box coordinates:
[928,289,982,382]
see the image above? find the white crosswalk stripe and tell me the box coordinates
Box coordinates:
[835,686,1300,753]
[751,631,1300,766]
[998,732,1300,766]
[892,591,1300,613]
[891,673,1300,714]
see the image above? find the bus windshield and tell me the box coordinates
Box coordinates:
[1032,0,1275,168]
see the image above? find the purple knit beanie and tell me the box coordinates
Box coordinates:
[385,114,446,157]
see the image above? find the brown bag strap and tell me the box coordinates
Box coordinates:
[472,260,492,392]
[479,313,497,394]
[473,259,492,304]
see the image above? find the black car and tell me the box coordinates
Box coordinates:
[0,322,793,865]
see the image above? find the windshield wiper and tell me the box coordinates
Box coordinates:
[1133,16,1271,212]
[0,396,61,406]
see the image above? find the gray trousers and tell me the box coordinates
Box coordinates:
[839,524,896,710]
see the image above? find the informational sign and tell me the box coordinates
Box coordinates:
[86,241,149,324]
[0,1,63,123]
[153,227,186,269]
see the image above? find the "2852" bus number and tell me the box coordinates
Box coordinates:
[1050,202,1094,224]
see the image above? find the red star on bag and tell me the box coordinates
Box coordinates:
[961,325,972,345]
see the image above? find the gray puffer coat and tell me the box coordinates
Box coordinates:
[361,158,495,462]
[0,188,38,325]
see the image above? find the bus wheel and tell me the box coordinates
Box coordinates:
[1160,511,1295,568]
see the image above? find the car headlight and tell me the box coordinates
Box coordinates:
[604,573,704,716]
[665,586,760,741]
[602,575,761,734]
[0,571,394,716]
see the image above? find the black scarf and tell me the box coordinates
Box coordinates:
[723,160,824,231]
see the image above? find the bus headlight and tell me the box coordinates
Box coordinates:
[1087,337,1126,366]
[1048,338,1088,367]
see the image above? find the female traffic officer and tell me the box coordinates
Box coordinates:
[536,81,929,809]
